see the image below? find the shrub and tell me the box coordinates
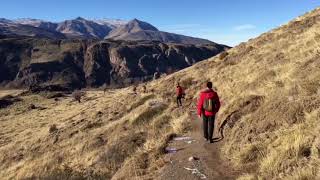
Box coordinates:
[142,85,147,93]
[132,86,137,94]
[72,91,85,103]
[28,104,36,110]
[219,51,229,60]
[49,124,58,133]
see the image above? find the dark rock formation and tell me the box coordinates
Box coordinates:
[0,37,228,90]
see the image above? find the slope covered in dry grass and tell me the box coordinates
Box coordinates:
[0,88,190,179]
[149,7,320,179]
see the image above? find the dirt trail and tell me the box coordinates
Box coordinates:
[157,111,241,180]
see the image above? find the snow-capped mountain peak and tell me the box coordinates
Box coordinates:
[92,18,128,28]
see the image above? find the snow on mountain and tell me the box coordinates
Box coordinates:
[0,18,13,24]
[92,18,128,28]
[14,18,45,25]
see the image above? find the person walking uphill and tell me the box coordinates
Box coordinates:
[197,82,221,143]
[176,83,185,107]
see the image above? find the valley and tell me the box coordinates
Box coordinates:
[0,3,320,180]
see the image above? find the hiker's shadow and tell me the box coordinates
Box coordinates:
[213,119,228,143]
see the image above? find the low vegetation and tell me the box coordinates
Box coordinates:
[131,103,168,125]
[0,87,190,179]
[72,90,85,103]
[128,94,155,111]
[219,51,229,60]
[145,7,320,179]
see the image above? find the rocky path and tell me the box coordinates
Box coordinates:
[157,111,241,180]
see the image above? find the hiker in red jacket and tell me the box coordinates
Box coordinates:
[197,82,221,143]
[176,83,184,107]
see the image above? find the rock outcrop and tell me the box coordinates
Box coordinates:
[0,38,228,90]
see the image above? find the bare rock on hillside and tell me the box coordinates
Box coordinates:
[0,38,228,90]
[0,95,21,108]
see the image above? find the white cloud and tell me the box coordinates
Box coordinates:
[163,24,201,29]
[161,24,217,37]
[161,24,217,32]
[200,32,260,46]
[233,24,256,31]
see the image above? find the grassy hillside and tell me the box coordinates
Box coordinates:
[0,88,192,179]
[149,7,320,179]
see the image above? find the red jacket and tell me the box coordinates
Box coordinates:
[197,88,220,117]
[176,86,184,96]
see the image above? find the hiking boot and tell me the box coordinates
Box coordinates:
[209,139,214,143]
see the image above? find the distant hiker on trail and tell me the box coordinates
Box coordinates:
[142,85,147,93]
[176,83,185,107]
[132,86,137,95]
[197,82,220,143]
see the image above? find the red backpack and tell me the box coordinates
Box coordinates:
[177,86,184,96]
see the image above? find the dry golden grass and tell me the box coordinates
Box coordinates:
[236,174,257,180]
[0,87,190,179]
[144,7,320,179]
[0,90,24,98]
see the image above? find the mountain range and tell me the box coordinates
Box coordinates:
[0,17,213,45]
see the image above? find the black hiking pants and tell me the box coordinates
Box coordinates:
[203,115,215,141]
[176,95,182,106]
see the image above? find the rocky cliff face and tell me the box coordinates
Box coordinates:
[0,38,228,90]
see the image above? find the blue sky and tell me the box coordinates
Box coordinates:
[1,0,320,46]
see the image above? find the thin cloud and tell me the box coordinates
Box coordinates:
[164,24,201,29]
[161,24,216,36]
[233,24,256,31]
[200,32,261,46]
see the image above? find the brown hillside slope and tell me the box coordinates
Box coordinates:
[150,7,320,179]
[0,89,191,179]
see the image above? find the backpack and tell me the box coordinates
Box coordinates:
[177,86,184,96]
[203,93,217,112]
